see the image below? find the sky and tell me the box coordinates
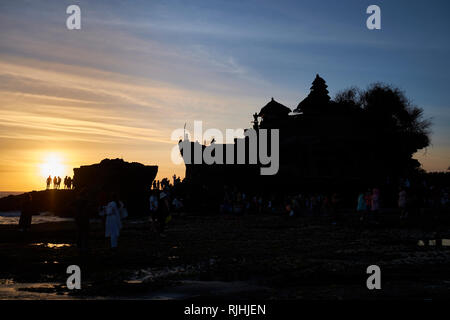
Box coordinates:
[0,0,449,191]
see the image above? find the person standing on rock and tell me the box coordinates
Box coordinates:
[46,176,52,190]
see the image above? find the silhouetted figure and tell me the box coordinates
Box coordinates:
[257,195,263,214]
[364,190,372,213]
[46,176,52,190]
[161,178,170,189]
[118,197,128,220]
[357,192,366,221]
[330,192,341,222]
[172,197,183,212]
[57,176,62,189]
[156,191,170,237]
[220,187,232,214]
[399,187,408,219]
[103,193,122,249]
[252,112,259,130]
[73,190,90,252]
[19,194,33,232]
[53,176,58,189]
[97,190,108,224]
[371,188,380,218]
[64,176,71,189]
[149,191,159,232]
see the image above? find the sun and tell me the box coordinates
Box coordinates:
[39,153,66,178]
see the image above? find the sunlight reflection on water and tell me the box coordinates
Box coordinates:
[0,211,73,225]
[31,243,72,249]
[0,282,71,300]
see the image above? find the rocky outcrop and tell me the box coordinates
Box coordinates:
[0,159,158,217]
[73,158,158,215]
[73,158,157,193]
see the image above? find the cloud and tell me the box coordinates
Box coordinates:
[0,58,246,142]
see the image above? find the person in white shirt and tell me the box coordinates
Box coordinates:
[104,193,122,249]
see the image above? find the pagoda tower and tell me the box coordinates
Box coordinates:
[294,74,331,114]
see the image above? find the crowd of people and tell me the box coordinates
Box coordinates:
[214,180,449,223]
[72,183,184,253]
[151,175,182,191]
[73,190,128,252]
[45,175,73,190]
[219,187,343,218]
[146,173,450,224]
[20,172,448,254]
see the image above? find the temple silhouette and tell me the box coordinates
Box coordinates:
[180,75,428,194]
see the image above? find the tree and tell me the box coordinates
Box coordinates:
[334,83,431,177]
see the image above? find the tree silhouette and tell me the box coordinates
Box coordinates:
[334,83,431,177]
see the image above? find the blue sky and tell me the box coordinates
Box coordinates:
[0,0,449,190]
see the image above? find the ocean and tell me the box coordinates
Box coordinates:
[0,211,73,225]
[0,191,24,199]
[0,191,73,225]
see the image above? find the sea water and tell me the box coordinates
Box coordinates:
[0,191,23,199]
[0,211,73,225]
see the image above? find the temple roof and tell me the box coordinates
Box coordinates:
[294,74,331,114]
[258,97,291,118]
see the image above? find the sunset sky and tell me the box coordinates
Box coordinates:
[1,0,449,191]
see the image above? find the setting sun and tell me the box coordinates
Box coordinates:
[39,153,66,179]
